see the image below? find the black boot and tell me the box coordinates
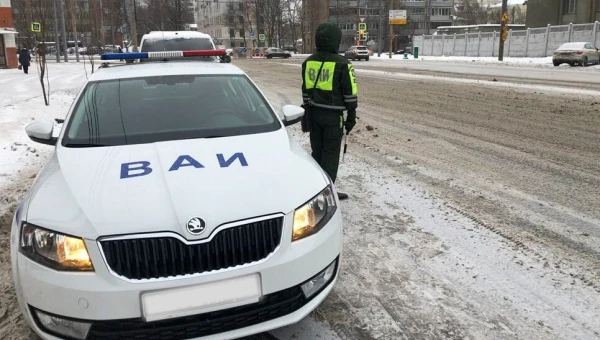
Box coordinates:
[337,192,349,200]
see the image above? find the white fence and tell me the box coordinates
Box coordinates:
[413,22,600,58]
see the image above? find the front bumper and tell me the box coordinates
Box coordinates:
[12,209,343,340]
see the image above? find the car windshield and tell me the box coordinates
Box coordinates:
[62,74,281,147]
[356,46,368,50]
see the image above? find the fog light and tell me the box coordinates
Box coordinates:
[35,310,91,339]
[301,260,337,298]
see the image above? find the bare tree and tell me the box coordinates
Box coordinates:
[27,0,53,106]
[454,0,489,25]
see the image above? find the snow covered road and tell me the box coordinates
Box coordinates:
[288,54,600,90]
[0,58,599,340]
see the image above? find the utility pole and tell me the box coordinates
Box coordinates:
[388,0,393,59]
[378,0,383,57]
[498,0,508,61]
[356,0,360,45]
[52,0,60,62]
[69,0,80,62]
[60,0,69,62]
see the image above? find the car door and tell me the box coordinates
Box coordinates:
[586,43,600,62]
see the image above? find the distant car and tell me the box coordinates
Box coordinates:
[282,45,298,53]
[552,42,600,67]
[344,46,369,61]
[264,47,291,59]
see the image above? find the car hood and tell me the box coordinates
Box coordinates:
[26,129,329,240]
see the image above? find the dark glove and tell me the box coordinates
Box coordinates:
[345,110,357,134]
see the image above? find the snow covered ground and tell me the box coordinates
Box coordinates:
[290,53,600,70]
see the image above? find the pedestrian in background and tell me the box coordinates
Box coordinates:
[18,47,32,74]
[301,22,358,201]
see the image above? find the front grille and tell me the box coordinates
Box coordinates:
[99,217,283,280]
[85,286,307,340]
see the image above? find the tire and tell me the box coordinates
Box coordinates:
[553,61,560,66]
[366,56,369,61]
[267,54,273,59]
[582,57,588,67]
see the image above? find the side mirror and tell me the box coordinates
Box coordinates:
[26,121,57,146]
[282,104,304,127]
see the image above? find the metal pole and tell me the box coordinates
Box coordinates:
[378,0,382,57]
[52,0,61,62]
[498,0,507,61]
[60,0,68,62]
[388,0,392,59]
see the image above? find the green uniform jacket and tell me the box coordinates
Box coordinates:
[301,51,358,112]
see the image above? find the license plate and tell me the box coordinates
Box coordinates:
[141,274,262,322]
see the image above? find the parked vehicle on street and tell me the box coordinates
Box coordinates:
[264,47,291,58]
[139,31,231,63]
[552,42,600,67]
[11,48,342,340]
[344,45,370,61]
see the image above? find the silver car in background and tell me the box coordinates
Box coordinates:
[552,42,600,67]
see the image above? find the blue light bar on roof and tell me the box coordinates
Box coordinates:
[100,49,227,61]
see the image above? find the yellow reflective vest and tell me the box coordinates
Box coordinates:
[301,52,358,112]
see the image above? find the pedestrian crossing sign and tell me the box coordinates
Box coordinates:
[31,22,41,33]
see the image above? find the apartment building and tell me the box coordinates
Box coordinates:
[0,0,17,68]
[196,0,256,48]
[311,0,454,52]
[302,0,329,53]
[527,0,600,27]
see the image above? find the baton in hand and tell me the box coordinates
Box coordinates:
[342,132,348,162]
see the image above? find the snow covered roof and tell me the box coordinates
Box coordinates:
[143,31,212,40]
[0,28,18,34]
[90,62,245,82]
[489,0,527,8]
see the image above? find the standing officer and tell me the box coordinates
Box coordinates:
[301,22,358,200]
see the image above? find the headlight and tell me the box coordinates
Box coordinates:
[292,186,337,242]
[20,223,94,271]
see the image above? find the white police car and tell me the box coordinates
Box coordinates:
[10,49,343,340]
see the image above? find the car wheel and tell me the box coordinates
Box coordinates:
[267,55,273,59]
[366,57,369,61]
[582,57,588,67]
[553,61,560,66]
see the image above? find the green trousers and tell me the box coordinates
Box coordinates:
[309,108,344,183]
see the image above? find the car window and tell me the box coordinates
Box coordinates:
[141,37,214,52]
[357,46,368,50]
[62,75,281,147]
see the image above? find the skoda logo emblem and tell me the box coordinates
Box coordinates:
[186,217,206,235]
